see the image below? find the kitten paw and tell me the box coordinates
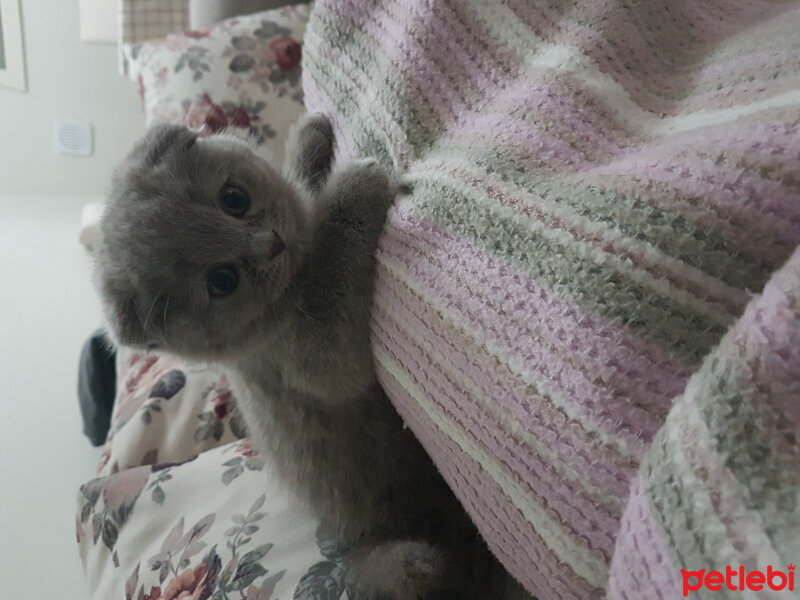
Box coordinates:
[286,112,335,190]
[348,160,412,197]
[332,158,393,202]
[301,112,334,141]
[345,541,460,600]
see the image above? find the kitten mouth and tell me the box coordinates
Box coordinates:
[268,231,286,259]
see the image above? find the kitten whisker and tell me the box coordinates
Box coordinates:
[120,293,138,338]
[141,286,165,343]
[211,157,226,181]
[162,291,172,344]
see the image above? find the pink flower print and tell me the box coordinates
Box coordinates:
[144,586,162,600]
[126,356,160,394]
[184,29,210,39]
[210,374,233,420]
[237,439,257,457]
[165,34,187,51]
[97,445,111,474]
[231,108,251,128]
[153,67,170,90]
[162,564,209,600]
[256,46,277,64]
[269,37,302,71]
[205,104,229,133]
[103,467,149,510]
[76,515,85,543]
[186,98,229,135]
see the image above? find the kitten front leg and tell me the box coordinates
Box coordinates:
[285,112,335,192]
[288,159,406,402]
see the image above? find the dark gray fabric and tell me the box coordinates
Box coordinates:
[77,330,117,446]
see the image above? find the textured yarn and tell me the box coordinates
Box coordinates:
[302,1,800,598]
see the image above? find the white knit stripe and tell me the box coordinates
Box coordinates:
[654,385,786,586]
[483,2,800,141]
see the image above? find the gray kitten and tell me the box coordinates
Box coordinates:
[94,115,520,599]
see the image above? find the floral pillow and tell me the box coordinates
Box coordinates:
[124,3,312,164]
[78,441,349,600]
[96,349,249,477]
[81,353,350,599]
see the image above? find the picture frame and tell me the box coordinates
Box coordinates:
[0,0,26,91]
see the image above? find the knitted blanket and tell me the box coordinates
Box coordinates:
[301,1,800,598]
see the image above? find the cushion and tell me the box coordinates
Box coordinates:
[96,349,248,476]
[78,441,347,600]
[123,3,311,165]
[80,351,349,600]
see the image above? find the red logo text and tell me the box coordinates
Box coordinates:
[681,565,795,597]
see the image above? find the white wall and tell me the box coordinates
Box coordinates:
[0,195,105,599]
[0,0,145,196]
[0,1,146,597]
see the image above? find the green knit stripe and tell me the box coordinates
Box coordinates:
[408,173,729,362]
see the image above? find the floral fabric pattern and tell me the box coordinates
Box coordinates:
[124,4,311,163]
[78,442,348,600]
[80,346,348,598]
[98,349,248,477]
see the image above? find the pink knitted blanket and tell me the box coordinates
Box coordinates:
[302,1,800,597]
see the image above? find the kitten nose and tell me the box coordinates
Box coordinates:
[253,230,286,260]
[267,231,286,259]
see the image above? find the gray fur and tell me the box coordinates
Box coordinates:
[95,114,524,600]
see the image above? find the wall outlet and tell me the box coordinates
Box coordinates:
[54,120,94,156]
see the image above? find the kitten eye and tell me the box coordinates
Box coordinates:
[219,185,250,217]
[207,265,239,297]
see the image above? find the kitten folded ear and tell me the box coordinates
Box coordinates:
[131,123,198,168]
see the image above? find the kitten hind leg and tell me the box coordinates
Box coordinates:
[344,540,461,600]
[285,112,335,192]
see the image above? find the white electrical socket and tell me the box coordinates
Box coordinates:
[54,120,93,156]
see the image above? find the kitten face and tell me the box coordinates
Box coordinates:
[95,124,310,360]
